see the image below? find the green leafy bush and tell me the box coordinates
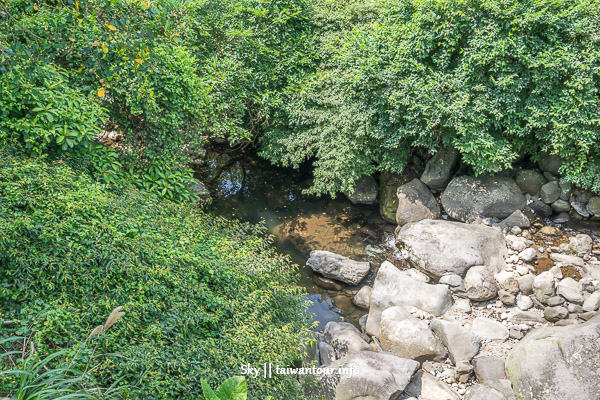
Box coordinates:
[262,0,600,194]
[0,153,312,399]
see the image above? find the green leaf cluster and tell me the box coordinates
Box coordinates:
[0,152,313,399]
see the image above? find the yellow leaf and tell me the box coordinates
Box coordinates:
[69,37,75,42]
[135,58,143,64]
[98,87,105,98]
[136,51,141,58]
[102,43,108,53]
[142,0,148,7]
[106,24,117,31]
[33,5,38,10]
[92,41,100,47]
[75,1,79,10]
[78,67,83,73]
[77,17,83,23]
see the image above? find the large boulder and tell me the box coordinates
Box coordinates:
[506,313,600,400]
[319,351,419,400]
[395,179,440,226]
[366,262,453,336]
[306,250,370,285]
[379,307,447,362]
[441,176,526,221]
[323,322,374,359]
[430,319,481,364]
[344,175,378,204]
[420,147,460,190]
[538,153,564,176]
[397,220,507,278]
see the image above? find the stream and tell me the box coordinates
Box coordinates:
[199,149,396,331]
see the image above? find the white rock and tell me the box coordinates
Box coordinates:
[556,277,584,304]
[472,317,509,341]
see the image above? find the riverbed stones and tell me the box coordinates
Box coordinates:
[441,176,526,221]
[379,307,446,362]
[529,200,553,218]
[540,181,560,204]
[549,253,585,267]
[320,351,419,400]
[472,317,509,341]
[395,178,440,226]
[430,319,481,364]
[420,147,460,190]
[500,210,531,228]
[538,153,564,175]
[494,270,520,294]
[518,248,537,263]
[323,321,374,358]
[352,286,372,309]
[543,306,568,322]
[556,277,584,304]
[516,170,546,196]
[464,384,507,400]
[404,371,459,400]
[533,271,555,304]
[551,199,571,212]
[464,266,498,301]
[306,250,370,285]
[569,234,593,254]
[397,219,507,278]
[587,196,600,216]
[366,262,453,336]
[379,171,415,223]
[506,313,600,400]
[472,356,506,382]
[516,294,534,310]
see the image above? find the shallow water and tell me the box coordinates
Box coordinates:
[202,150,395,329]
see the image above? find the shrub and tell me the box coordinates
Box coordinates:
[262,0,600,195]
[0,153,312,399]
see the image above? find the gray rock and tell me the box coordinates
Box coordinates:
[529,200,553,218]
[358,314,368,335]
[498,289,516,306]
[551,199,571,213]
[494,270,520,294]
[379,171,416,223]
[509,326,524,339]
[397,219,507,279]
[567,303,583,313]
[506,313,600,400]
[323,321,374,359]
[320,351,419,400]
[553,212,570,223]
[547,295,565,306]
[516,170,546,196]
[307,250,370,285]
[501,210,531,228]
[571,201,590,219]
[352,286,372,309]
[472,317,509,341]
[544,306,568,322]
[505,235,529,252]
[430,319,481,364]
[420,147,460,190]
[472,356,506,382]
[404,371,459,400]
[456,360,473,383]
[441,176,526,221]
[540,181,561,204]
[587,196,600,216]
[318,341,336,365]
[516,294,534,310]
[464,266,499,301]
[518,273,535,295]
[379,307,447,362]
[559,181,573,201]
[343,175,378,204]
[533,271,555,304]
[508,310,546,325]
[439,274,463,288]
[464,384,507,400]
[550,253,585,267]
[518,248,537,263]
[583,291,600,312]
[190,181,211,199]
[569,234,593,254]
[538,153,564,175]
[395,179,440,226]
[556,277,584,304]
[366,262,453,336]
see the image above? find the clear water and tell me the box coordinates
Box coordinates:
[202,150,396,329]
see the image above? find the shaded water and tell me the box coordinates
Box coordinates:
[200,149,395,330]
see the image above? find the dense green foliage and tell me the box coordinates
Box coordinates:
[0,0,313,200]
[0,153,312,398]
[262,0,600,195]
